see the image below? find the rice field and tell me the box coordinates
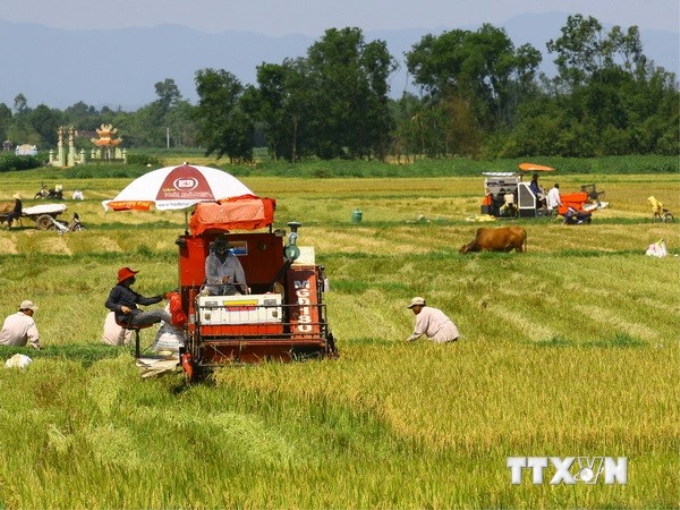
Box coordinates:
[0,170,677,508]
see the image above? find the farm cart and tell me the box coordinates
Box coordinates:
[137,195,338,381]
[0,203,69,230]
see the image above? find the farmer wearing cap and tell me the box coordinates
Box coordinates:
[405,297,460,344]
[204,235,249,296]
[6,193,22,229]
[0,300,41,349]
[105,267,171,328]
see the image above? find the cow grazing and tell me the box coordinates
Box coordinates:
[459,227,527,254]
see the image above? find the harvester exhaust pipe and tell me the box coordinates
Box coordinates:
[268,221,302,289]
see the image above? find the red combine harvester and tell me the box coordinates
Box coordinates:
[172,196,338,379]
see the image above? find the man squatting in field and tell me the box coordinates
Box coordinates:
[405,297,460,343]
[0,300,41,349]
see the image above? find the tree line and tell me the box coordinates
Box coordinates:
[0,14,677,163]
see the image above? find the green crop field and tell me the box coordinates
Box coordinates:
[0,167,677,509]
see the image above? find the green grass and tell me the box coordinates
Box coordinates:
[0,167,677,508]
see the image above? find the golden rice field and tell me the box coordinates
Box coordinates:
[0,169,677,509]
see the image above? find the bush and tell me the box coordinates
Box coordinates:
[0,154,44,173]
[125,154,164,167]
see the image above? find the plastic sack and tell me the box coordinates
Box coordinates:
[102,311,133,346]
[152,322,185,353]
[646,239,668,258]
[151,303,186,353]
[5,354,33,369]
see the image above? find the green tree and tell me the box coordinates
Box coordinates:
[13,94,28,115]
[247,59,316,162]
[542,14,680,156]
[0,103,12,144]
[28,104,62,147]
[121,79,192,148]
[6,94,40,146]
[154,78,182,112]
[194,68,253,162]
[405,24,541,156]
[305,27,396,160]
[63,101,99,130]
[165,100,198,148]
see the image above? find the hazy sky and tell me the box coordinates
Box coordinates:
[1,0,678,34]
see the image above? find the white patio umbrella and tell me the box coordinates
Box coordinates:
[102,163,253,211]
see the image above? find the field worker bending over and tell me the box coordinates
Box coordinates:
[105,267,171,328]
[405,297,459,344]
[204,235,249,296]
[0,300,41,349]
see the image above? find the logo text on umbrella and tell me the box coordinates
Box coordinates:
[157,165,215,201]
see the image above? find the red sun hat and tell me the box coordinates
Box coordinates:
[117,267,139,284]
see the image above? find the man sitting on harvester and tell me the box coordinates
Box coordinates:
[203,235,249,296]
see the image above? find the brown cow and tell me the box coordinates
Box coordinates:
[459,227,527,254]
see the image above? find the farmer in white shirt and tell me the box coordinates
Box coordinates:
[204,235,249,295]
[546,183,562,212]
[405,297,459,344]
[0,300,41,349]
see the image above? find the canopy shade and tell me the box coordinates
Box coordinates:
[188,195,277,235]
[102,163,253,211]
[518,162,556,172]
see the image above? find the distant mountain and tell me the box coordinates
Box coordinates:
[0,14,677,110]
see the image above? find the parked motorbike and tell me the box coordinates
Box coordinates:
[34,184,64,200]
[69,212,85,231]
[53,213,86,235]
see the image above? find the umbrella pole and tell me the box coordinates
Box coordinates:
[184,209,189,236]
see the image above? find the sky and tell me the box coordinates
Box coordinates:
[1,0,678,35]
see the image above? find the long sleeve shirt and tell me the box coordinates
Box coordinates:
[407,306,460,343]
[529,181,544,198]
[105,284,162,324]
[204,252,247,295]
[0,312,40,349]
[546,187,562,210]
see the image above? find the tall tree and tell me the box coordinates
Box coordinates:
[28,104,62,147]
[0,103,12,144]
[405,24,541,155]
[542,14,679,156]
[305,27,396,160]
[63,101,99,131]
[194,68,253,162]
[247,59,315,162]
[154,78,182,112]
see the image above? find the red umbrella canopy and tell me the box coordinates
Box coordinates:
[102,163,254,211]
